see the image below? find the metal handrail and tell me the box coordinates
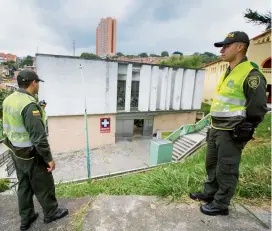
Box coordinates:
[165,113,211,142]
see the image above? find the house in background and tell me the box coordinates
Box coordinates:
[202,29,271,104]
[247,29,271,103]
[0,53,17,63]
[202,59,228,103]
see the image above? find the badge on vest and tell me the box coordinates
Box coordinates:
[248,76,260,90]
[227,80,234,88]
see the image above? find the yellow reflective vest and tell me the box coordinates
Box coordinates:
[2,91,46,147]
[210,61,265,130]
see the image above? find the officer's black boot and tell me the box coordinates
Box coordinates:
[20,213,39,231]
[44,208,69,224]
[200,203,229,216]
[189,192,214,203]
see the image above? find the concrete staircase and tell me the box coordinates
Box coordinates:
[0,142,15,178]
[172,126,209,162]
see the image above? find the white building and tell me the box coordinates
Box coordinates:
[36,54,205,153]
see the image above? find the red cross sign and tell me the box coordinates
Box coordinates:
[100,117,110,133]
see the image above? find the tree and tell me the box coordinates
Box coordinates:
[2,61,18,71]
[199,52,219,64]
[126,55,137,58]
[244,8,271,30]
[161,51,169,57]
[138,53,148,57]
[150,54,160,57]
[20,56,33,67]
[173,51,183,56]
[160,53,219,68]
[203,52,216,57]
[116,52,124,56]
[80,53,100,60]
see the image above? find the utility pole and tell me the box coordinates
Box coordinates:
[79,64,91,178]
[73,40,75,56]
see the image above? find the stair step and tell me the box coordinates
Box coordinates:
[174,143,189,152]
[198,131,207,136]
[176,140,194,149]
[181,136,197,145]
[172,151,180,159]
[173,146,186,155]
[174,144,190,154]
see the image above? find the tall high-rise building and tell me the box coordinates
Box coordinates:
[96,17,117,57]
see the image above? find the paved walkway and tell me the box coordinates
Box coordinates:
[52,138,151,183]
[0,195,270,231]
[0,138,151,183]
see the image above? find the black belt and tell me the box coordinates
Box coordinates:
[5,138,36,159]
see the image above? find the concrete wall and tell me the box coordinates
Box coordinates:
[153,111,197,132]
[47,114,116,153]
[36,55,118,116]
[136,65,205,112]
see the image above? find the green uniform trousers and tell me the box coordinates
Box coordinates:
[203,127,245,209]
[11,152,58,224]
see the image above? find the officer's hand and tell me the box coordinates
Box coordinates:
[47,161,56,172]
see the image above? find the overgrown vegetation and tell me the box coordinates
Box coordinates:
[161,131,173,138]
[80,53,100,60]
[160,52,219,68]
[200,102,211,116]
[0,178,10,192]
[70,200,93,231]
[56,114,271,205]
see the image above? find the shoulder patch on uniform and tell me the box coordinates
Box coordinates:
[32,110,40,116]
[248,76,260,90]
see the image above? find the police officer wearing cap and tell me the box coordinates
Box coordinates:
[2,70,68,230]
[190,31,268,216]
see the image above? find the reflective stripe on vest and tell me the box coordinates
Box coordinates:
[214,95,246,106]
[2,91,38,147]
[3,124,27,133]
[11,141,33,148]
[211,110,246,117]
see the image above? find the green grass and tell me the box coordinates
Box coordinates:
[56,113,271,204]
[200,102,211,116]
[70,200,93,231]
[0,178,10,192]
[161,131,173,139]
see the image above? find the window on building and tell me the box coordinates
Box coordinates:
[117,80,126,109]
[131,81,139,108]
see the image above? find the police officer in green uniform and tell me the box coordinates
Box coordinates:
[2,70,68,230]
[190,31,268,216]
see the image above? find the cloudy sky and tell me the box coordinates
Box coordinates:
[0,0,270,57]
